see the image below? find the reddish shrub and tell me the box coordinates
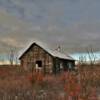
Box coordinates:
[28,71,44,86]
[36,72,44,85]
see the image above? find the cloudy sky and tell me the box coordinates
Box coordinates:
[0,0,100,62]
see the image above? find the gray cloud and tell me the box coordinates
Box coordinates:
[0,0,100,56]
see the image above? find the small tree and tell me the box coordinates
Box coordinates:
[9,49,14,65]
[8,47,17,65]
[86,46,97,66]
[79,55,87,66]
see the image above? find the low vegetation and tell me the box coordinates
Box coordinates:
[0,65,99,100]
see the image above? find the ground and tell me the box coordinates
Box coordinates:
[0,65,100,100]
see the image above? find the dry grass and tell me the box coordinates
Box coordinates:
[0,65,99,100]
[0,66,65,100]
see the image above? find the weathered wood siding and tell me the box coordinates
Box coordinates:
[20,44,53,73]
[53,58,75,74]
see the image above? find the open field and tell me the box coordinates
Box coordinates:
[0,65,65,100]
[0,65,100,100]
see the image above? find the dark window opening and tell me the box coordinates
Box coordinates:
[36,60,42,67]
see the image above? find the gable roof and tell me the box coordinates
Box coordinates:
[18,41,75,61]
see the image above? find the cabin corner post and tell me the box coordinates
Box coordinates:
[52,58,56,74]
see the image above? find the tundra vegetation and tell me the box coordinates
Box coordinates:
[0,64,99,100]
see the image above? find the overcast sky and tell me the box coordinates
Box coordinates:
[0,0,100,60]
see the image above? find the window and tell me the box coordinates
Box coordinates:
[68,62,72,69]
[36,60,42,67]
[60,63,63,69]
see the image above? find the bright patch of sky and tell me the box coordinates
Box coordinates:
[71,52,100,61]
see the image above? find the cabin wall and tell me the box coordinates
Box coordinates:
[20,44,53,74]
[62,60,75,71]
[53,58,75,74]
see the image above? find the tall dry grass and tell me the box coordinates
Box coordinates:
[0,65,99,100]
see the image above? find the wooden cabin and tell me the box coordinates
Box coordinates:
[19,42,75,74]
